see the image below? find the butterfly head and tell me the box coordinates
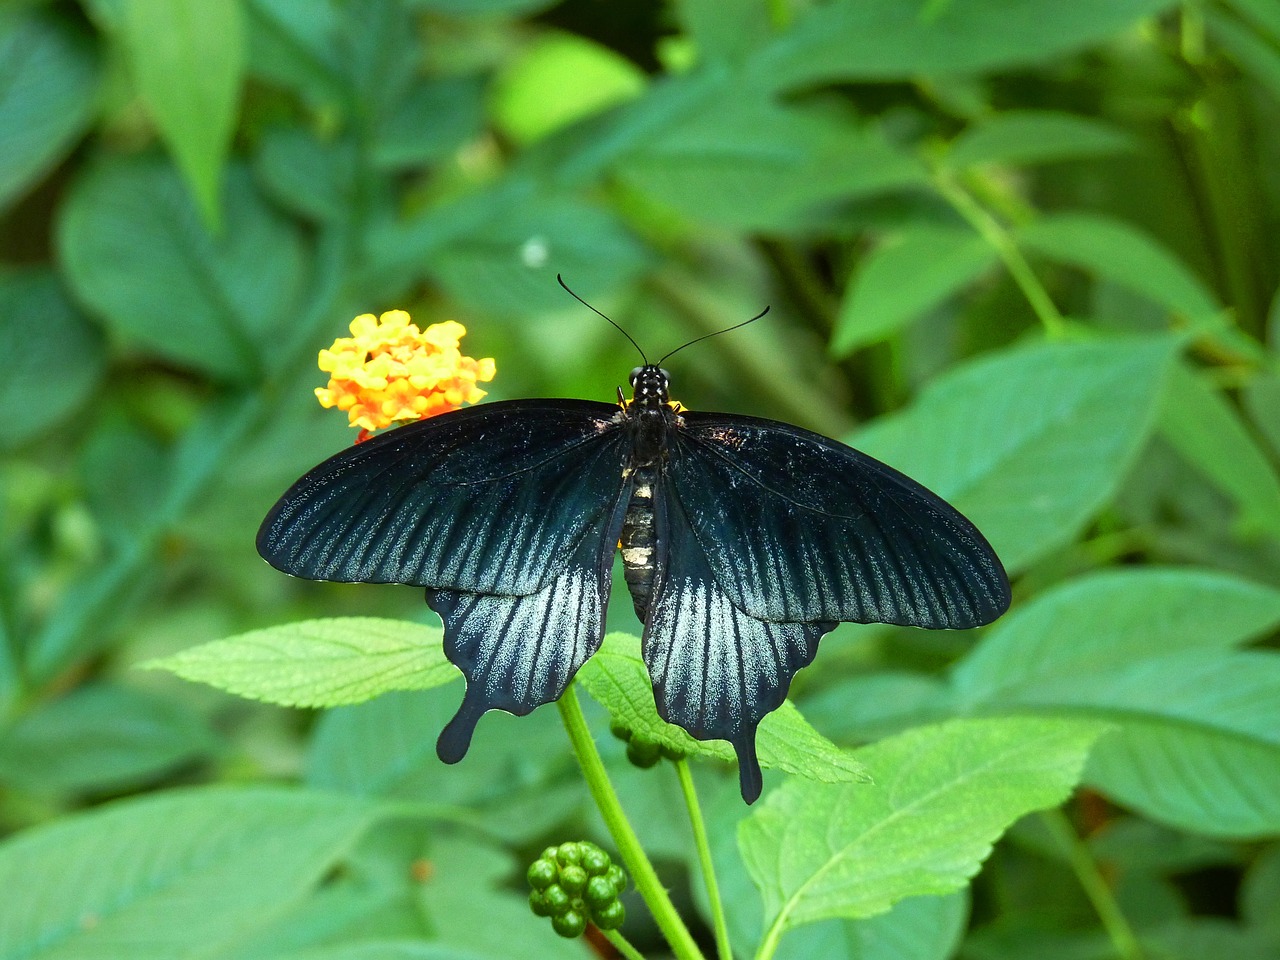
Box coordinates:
[628,364,671,409]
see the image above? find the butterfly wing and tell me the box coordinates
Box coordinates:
[667,412,1010,628]
[257,399,628,595]
[257,399,635,761]
[642,411,1009,802]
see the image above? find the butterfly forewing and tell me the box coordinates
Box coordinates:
[667,412,1010,628]
[257,400,628,595]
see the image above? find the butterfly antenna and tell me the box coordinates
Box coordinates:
[557,274,648,364]
[656,305,770,367]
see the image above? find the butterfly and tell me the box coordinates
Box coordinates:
[257,287,1010,803]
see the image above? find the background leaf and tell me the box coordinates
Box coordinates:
[832,225,998,355]
[1017,213,1221,323]
[148,618,458,708]
[855,336,1177,571]
[0,267,105,450]
[121,0,245,228]
[944,110,1138,170]
[57,154,306,381]
[0,787,377,960]
[0,9,99,212]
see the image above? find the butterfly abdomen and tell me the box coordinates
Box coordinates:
[620,462,658,621]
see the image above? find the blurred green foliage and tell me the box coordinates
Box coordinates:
[2,0,1280,958]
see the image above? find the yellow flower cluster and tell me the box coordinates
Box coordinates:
[316,310,496,435]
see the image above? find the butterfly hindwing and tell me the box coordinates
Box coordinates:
[257,400,627,596]
[668,412,1011,629]
[642,467,837,803]
[429,475,633,761]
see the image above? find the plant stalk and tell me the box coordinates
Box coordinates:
[557,685,704,960]
[675,760,734,960]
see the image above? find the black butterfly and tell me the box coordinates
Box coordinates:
[258,295,1010,803]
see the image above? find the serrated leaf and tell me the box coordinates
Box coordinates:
[0,9,99,212]
[945,110,1137,170]
[855,335,1177,572]
[951,567,1280,706]
[1159,361,1280,541]
[0,267,104,451]
[577,633,867,784]
[57,154,306,381]
[121,0,244,228]
[1017,212,1220,323]
[739,718,1105,937]
[0,787,377,960]
[752,0,1177,89]
[832,225,997,355]
[147,618,458,708]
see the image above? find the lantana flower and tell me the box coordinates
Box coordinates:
[315,310,496,437]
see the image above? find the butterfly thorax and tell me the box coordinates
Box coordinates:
[620,364,675,621]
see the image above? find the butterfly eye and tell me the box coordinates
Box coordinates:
[628,367,643,385]
[658,368,671,384]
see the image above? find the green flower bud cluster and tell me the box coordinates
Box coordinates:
[610,720,687,768]
[527,841,628,938]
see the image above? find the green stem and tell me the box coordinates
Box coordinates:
[602,927,649,960]
[675,760,733,960]
[934,173,1068,339]
[1040,809,1146,960]
[557,686,704,960]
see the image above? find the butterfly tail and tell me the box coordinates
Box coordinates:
[437,683,486,764]
[733,736,763,804]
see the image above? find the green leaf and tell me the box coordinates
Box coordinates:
[615,89,924,232]
[950,569,1280,836]
[1223,0,1280,45]
[832,225,998,355]
[951,567,1280,707]
[256,125,358,222]
[427,191,652,315]
[1208,9,1280,101]
[491,32,646,144]
[855,335,1177,572]
[0,267,105,451]
[753,0,1177,88]
[0,786,377,960]
[577,633,867,784]
[1017,212,1221,323]
[1243,373,1280,459]
[306,690,577,842]
[375,75,486,169]
[1158,361,1280,541]
[0,683,220,794]
[800,671,952,743]
[1086,723,1280,838]
[677,0,775,67]
[944,110,1137,170]
[146,618,458,708]
[0,9,98,212]
[739,718,1104,938]
[243,0,345,106]
[57,154,306,381]
[121,0,245,229]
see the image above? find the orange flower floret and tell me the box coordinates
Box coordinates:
[316,311,496,433]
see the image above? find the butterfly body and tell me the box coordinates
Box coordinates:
[258,363,1010,802]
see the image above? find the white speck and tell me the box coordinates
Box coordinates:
[521,236,549,268]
